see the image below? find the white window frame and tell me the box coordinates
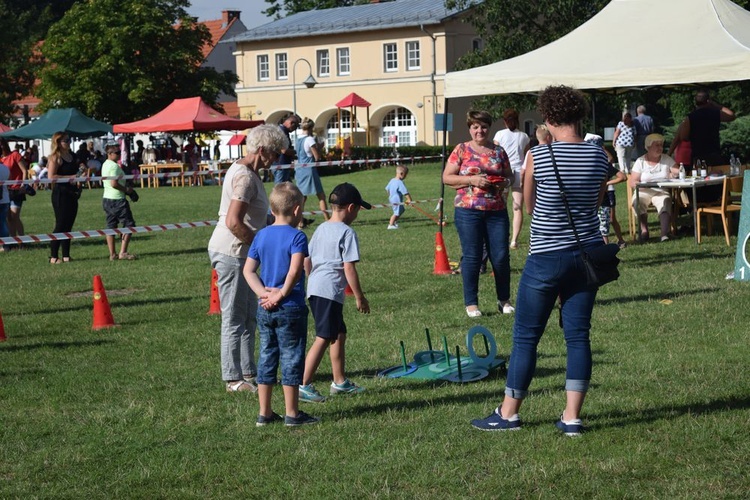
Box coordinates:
[380,107,417,146]
[336,47,350,76]
[383,43,398,72]
[406,41,420,71]
[317,49,330,77]
[257,54,269,81]
[275,53,288,80]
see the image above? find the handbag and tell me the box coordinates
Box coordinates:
[547,145,620,288]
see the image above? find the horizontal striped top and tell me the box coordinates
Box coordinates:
[529,142,609,255]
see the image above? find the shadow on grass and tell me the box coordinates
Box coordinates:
[588,394,750,430]
[596,287,720,306]
[623,250,730,267]
[16,295,194,315]
[0,338,114,353]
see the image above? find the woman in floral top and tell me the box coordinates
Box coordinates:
[443,110,515,318]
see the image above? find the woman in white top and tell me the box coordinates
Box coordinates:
[493,108,530,248]
[612,112,637,174]
[629,133,680,242]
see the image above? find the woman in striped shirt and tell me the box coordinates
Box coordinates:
[471,86,610,437]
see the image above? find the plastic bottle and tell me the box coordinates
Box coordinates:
[679,163,685,180]
[729,154,737,175]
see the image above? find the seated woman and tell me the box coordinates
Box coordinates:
[629,134,680,242]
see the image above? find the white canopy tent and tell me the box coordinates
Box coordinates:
[444,0,750,98]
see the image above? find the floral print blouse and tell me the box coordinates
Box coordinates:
[448,142,511,211]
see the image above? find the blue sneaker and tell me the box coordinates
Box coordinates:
[299,384,326,403]
[256,412,283,427]
[471,409,522,431]
[555,416,584,437]
[330,379,365,395]
[285,411,320,427]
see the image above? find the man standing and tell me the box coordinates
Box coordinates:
[272,113,300,184]
[633,105,654,157]
[670,90,735,167]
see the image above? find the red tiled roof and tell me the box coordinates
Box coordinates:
[220,101,240,119]
[200,11,240,59]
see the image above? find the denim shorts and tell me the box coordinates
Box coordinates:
[256,304,308,386]
[308,295,347,340]
[103,198,135,228]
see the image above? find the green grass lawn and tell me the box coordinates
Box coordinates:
[1,164,749,498]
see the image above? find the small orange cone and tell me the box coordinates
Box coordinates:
[345,283,354,296]
[208,268,221,315]
[92,275,117,330]
[0,311,6,342]
[433,232,452,275]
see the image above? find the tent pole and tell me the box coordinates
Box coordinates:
[439,98,449,234]
[591,91,597,133]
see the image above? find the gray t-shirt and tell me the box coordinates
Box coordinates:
[306,221,360,303]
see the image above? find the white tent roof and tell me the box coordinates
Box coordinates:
[445,0,750,98]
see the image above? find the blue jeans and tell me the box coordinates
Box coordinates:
[0,203,9,238]
[273,166,292,184]
[256,304,308,386]
[505,245,600,399]
[453,207,510,306]
[209,251,258,381]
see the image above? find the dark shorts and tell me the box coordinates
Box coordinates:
[600,190,616,208]
[103,198,135,228]
[308,295,347,340]
[9,190,25,208]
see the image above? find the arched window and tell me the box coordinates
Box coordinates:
[326,110,362,148]
[380,107,417,146]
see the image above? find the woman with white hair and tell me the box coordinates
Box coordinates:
[208,124,289,393]
[629,133,680,242]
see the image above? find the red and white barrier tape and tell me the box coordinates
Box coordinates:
[0,198,444,245]
[0,154,444,186]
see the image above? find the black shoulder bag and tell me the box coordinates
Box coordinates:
[547,145,621,288]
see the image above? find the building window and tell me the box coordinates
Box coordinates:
[317,49,330,77]
[275,53,288,80]
[406,41,420,71]
[383,43,398,72]
[472,38,483,52]
[381,107,417,146]
[336,47,350,76]
[257,54,269,81]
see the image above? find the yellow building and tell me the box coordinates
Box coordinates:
[226,0,480,147]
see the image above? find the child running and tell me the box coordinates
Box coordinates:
[243,182,319,427]
[299,182,371,403]
[385,165,412,229]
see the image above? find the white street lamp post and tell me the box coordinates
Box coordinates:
[292,58,317,119]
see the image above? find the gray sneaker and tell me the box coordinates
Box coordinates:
[285,411,320,427]
[299,384,326,403]
[256,412,283,427]
[330,378,365,395]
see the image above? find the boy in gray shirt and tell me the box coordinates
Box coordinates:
[299,183,371,403]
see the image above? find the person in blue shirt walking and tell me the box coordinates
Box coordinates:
[385,165,412,229]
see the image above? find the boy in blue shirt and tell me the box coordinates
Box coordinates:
[299,183,371,403]
[244,182,319,427]
[385,165,412,229]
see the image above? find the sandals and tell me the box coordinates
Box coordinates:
[226,380,258,393]
[118,253,138,261]
[49,257,61,264]
[62,257,72,263]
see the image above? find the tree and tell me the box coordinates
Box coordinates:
[36,0,238,124]
[263,0,390,19]
[0,0,77,122]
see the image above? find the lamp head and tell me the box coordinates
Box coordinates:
[303,75,317,89]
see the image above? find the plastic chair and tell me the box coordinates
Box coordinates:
[696,176,743,246]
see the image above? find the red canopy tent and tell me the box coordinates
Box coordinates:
[335,93,371,146]
[113,97,263,133]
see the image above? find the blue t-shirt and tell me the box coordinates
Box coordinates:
[248,224,308,307]
[385,178,409,205]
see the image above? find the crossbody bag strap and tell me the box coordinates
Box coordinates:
[547,144,585,253]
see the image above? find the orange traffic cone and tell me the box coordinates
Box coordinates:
[345,283,354,296]
[92,275,117,330]
[433,232,452,275]
[208,268,221,315]
[0,311,6,342]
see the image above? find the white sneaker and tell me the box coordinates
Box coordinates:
[466,307,482,318]
[499,301,515,314]
[387,224,399,230]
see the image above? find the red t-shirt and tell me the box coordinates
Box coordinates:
[1,151,24,191]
